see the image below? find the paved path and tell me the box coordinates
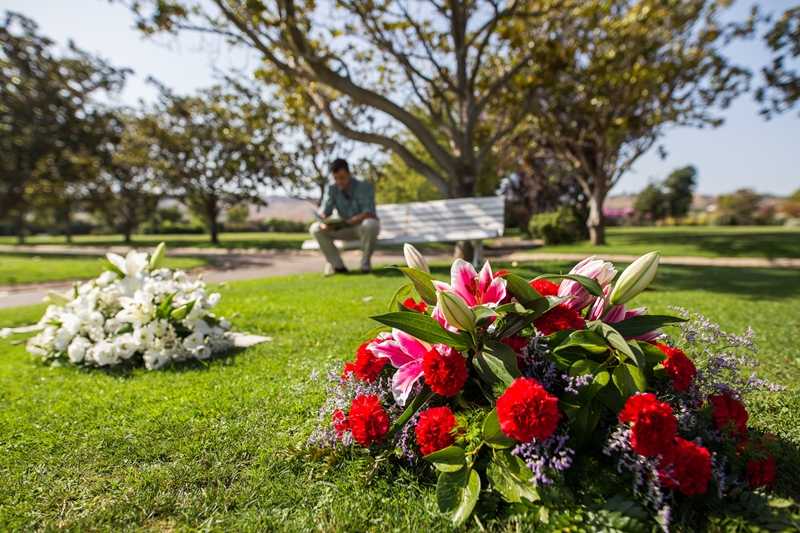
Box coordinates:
[2,246,798,310]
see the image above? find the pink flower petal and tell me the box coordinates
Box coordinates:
[482,276,507,306]
[450,259,478,307]
[478,261,494,292]
[371,338,415,367]
[392,360,424,406]
[393,330,429,360]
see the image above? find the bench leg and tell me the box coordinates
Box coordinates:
[472,240,484,266]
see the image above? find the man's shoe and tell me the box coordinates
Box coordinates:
[360,262,371,274]
[324,264,349,277]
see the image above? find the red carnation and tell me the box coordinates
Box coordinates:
[422,347,468,397]
[534,305,586,335]
[530,278,559,296]
[655,343,696,392]
[402,297,428,313]
[332,409,349,437]
[659,437,712,496]
[415,406,458,455]
[496,377,561,442]
[348,394,389,447]
[501,335,528,354]
[746,455,776,489]
[352,341,388,382]
[619,393,678,457]
[709,393,748,438]
[341,361,356,379]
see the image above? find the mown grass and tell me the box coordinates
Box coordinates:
[0,231,309,250]
[4,225,800,259]
[538,225,800,258]
[0,254,208,285]
[0,262,799,530]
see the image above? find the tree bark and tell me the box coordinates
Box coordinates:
[15,211,25,245]
[587,189,607,245]
[206,197,220,245]
[63,208,73,244]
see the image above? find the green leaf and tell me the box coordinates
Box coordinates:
[149,242,167,270]
[388,283,414,312]
[569,359,600,377]
[170,300,195,321]
[482,409,515,449]
[612,315,687,338]
[592,322,636,363]
[571,404,602,447]
[505,273,547,307]
[473,305,498,325]
[612,364,647,397]
[533,273,603,296]
[370,312,471,351]
[395,266,437,305]
[487,449,540,503]
[436,468,481,527]
[156,293,176,320]
[637,341,667,366]
[424,445,466,472]
[581,370,611,402]
[474,340,521,394]
[389,390,433,434]
[556,330,609,356]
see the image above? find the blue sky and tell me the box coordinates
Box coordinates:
[5,0,799,196]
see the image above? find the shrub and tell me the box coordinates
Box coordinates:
[528,207,581,244]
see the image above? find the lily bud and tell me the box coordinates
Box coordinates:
[437,290,476,332]
[609,251,660,305]
[149,242,167,270]
[403,243,429,273]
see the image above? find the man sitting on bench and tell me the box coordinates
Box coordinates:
[309,158,380,275]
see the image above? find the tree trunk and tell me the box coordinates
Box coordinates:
[63,208,73,244]
[209,217,220,244]
[587,189,607,245]
[123,228,132,244]
[15,211,25,244]
[451,168,478,260]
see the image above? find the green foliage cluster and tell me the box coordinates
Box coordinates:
[634,166,698,222]
[528,207,581,245]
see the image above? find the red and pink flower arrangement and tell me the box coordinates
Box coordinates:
[310,247,790,529]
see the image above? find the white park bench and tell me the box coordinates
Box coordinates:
[302,196,505,264]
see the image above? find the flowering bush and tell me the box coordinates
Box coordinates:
[26,243,232,369]
[311,246,795,530]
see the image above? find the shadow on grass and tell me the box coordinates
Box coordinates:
[46,345,251,378]
[613,229,800,259]
[374,260,800,301]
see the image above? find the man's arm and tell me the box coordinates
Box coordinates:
[319,183,335,218]
[346,181,377,225]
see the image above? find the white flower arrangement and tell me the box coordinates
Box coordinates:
[26,243,232,370]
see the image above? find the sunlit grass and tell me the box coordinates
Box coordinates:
[1,261,798,529]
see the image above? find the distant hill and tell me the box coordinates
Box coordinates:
[247,196,317,223]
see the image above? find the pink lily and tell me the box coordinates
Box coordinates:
[370,329,432,406]
[588,288,661,341]
[434,259,507,307]
[558,256,617,311]
[432,259,506,331]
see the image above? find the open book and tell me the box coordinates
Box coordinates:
[314,212,349,231]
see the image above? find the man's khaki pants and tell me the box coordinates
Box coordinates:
[309,218,380,270]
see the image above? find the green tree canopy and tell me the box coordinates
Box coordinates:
[146,84,296,243]
[0,11,129,242]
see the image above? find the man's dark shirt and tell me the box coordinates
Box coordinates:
[320,178,377,220]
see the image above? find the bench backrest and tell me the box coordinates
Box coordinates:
[374,196,505,244]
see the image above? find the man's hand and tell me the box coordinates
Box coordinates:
[318,222,328,231]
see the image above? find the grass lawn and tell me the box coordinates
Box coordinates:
[1,262,799,530]
[0,231,309,250]
[0,254,208,286]
[538,225,800,258]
